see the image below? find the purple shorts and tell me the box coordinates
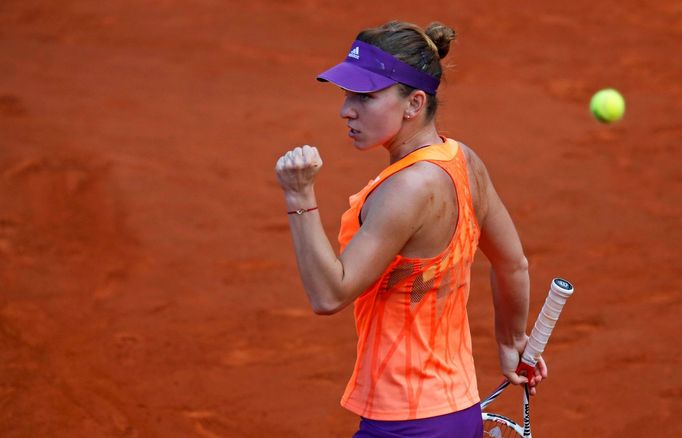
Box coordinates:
[352,403,483,438]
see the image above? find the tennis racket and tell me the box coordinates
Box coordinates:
[480,277,574,437]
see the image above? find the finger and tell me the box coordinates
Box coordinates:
[291,147,306,167]
[311,146,323,167]
[286,151,301,167]
[301,145,319,166]
[536,356,549,378]
[276,155,290,172]
[300,145,314,166]
[299,145,319,165]
[281,154,293,170]
[504,371,528,386]
[529,374,542,387]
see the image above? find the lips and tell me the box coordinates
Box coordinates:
[348,126,360,137]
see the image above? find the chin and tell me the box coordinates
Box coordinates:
[349,139,365,150]
[351,138,380,151]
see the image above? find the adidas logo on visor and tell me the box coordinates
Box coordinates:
[348,46,360,59]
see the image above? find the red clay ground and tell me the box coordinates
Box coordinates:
[1,1,680,436]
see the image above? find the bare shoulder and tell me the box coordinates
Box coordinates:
[458,142,492,224]
[362,161,451,223]
[405,160,454,187]
[459,142,489,181]
[368,161,444,205]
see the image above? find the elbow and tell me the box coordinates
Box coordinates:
[514,255,529,274]
[306,282,354,315]
[310,296,346,316]
[311,301,344,316]
[494,255,529,276]
[312,305,338,316]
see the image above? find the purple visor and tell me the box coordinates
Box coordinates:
[317,40,440,95]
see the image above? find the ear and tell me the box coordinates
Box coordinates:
[404,89,428,119]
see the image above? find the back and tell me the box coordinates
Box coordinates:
[360,142,489,261]
[338,139,481,420]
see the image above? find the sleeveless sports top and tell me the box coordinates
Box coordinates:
[338,138,481,421]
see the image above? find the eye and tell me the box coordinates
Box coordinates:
[344,90,372,100]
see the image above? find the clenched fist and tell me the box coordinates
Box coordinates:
[275,145,323,194]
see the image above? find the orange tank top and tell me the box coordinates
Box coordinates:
[338,138,481,421]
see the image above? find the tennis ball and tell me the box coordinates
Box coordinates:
[590,88,625,123]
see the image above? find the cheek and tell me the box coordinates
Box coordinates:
[381,116,403,136]
[372,108,403,136]
[368,98,403,125]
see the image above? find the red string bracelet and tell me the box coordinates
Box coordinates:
[287,206,319,215]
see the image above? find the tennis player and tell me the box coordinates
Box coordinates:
[275,21,547,438]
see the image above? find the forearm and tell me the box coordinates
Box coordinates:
[284,189,347,314]
[490,258,530,347]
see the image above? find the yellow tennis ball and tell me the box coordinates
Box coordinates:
[590,88,625,123]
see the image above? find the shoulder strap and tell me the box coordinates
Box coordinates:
[365,139,459,198]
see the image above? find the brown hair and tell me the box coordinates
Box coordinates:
[356,21,457,120]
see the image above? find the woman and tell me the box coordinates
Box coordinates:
[275,21,546,437]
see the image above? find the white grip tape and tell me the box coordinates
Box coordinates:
[521,278,574,367]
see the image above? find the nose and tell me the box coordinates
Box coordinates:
[339,96,357,120]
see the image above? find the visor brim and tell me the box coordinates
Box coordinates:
[317,61,397,93]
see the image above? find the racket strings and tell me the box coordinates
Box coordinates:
[483,420,522,437]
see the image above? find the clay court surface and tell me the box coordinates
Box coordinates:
[1,1,681,436]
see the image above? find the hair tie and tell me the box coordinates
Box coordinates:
[419,51,429,71]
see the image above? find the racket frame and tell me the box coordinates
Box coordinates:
[480,380,529,437]
[480,278,574,438]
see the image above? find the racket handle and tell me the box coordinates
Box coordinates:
[517,278,574,376]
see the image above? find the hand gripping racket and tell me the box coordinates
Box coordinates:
[480,278,574,437]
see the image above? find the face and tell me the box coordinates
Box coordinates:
[339,85,408,150]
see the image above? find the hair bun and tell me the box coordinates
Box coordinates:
[425,22,456,59]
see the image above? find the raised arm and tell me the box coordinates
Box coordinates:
[275,145,431,315]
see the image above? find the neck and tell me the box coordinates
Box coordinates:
[386,122,441,164]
